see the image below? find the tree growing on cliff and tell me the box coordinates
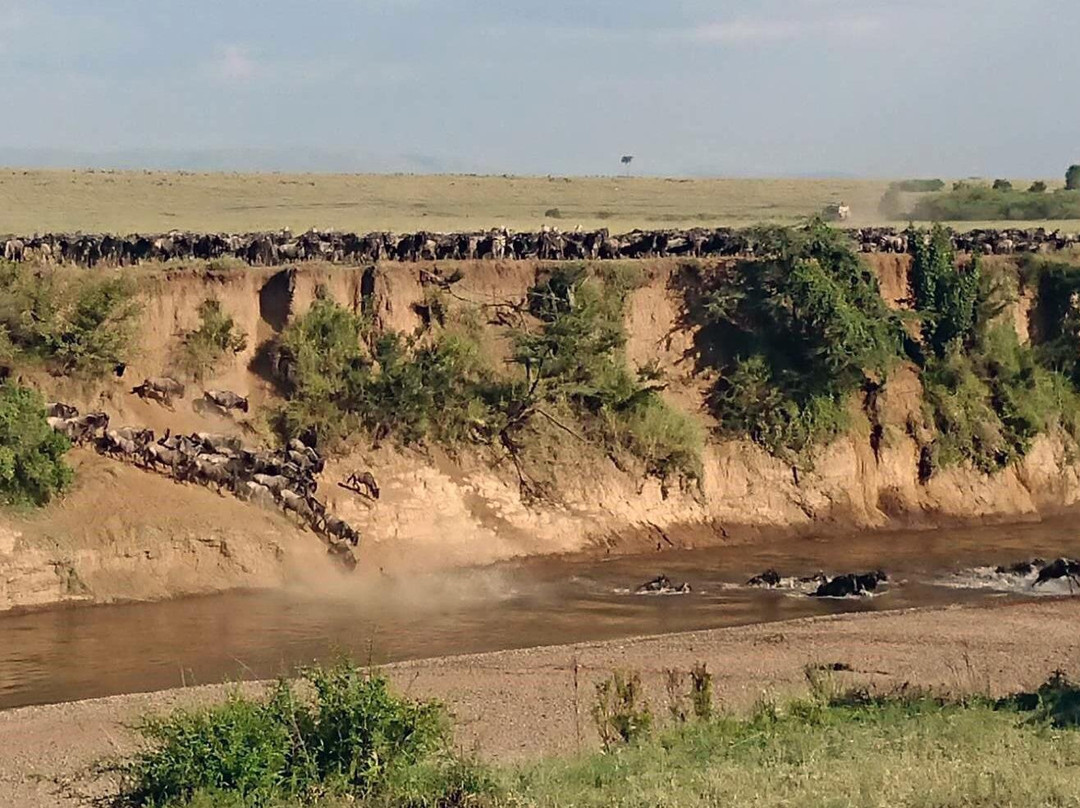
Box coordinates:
[695,220,904,463]
[175,299,248,381]
[0,384,73,507]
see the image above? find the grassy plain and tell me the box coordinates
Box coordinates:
[4,169,1075,235]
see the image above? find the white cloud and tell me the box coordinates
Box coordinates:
[688,14,886,44]
[216,44,259,82]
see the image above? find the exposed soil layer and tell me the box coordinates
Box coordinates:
[2,599,1079,808]
[2,256,1079,612]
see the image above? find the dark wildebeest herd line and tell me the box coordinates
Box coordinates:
[3,226,1078,267]
[46,380,378,570]
[635,558,1080,598]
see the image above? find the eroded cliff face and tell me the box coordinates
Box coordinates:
[2,256,1076,611]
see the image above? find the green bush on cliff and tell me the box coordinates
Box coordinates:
[276,267,702,488]
[0,383,73,507]
[274,295,514,447]
[695,220,903,464]
[514,263,703,484]
[175,299,248,382]
[0,260,140,375]
[911,237,1080,475]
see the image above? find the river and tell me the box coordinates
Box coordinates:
[2,515,1079,710]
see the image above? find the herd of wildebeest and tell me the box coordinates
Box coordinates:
[46,379,375,569]
[636,557,1080,598]
[3,225,1078,267]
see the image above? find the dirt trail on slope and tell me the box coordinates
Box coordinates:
[2,599,1079,808]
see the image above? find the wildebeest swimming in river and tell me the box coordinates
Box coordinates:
[747,569,781,587]
[635,574,691,595]
[810,570,888,598]
[1034,558,1080,590]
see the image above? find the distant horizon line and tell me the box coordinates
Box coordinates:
[0,164,1052,183]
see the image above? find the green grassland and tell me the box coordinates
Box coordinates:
[3,169,1074,235]
[118,664,1080,808]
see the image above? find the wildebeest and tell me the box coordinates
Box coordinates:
[1034,558,1080,588]
[322,513,361,547]
[46,402,79,419]
[252,473,292,497]
[132,377,186,407]
[185,457,238,493]
[280,489,316,526]
[100,427,154,460]
[203,389,249,413]
[240,480,277,509]
[810,571,887,598]
[635,574,691,595]
[747,569,782,587]
[996,558,1046,576]
[142,442,185,474]
[48,412,110,444]
[341,471,380,500]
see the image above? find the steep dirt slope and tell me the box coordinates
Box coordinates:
[2,255,1077,611]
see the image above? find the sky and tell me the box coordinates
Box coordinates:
[0,0,1077,177]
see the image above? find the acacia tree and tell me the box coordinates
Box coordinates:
[1067,164,1080,191]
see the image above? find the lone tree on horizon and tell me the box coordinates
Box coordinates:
[621,155,634,170]
[1067,164,1080,191]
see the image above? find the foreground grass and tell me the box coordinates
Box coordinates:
[118,665,1080,808]
[509,698,1080,808]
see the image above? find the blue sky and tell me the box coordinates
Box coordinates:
[1,0,1076,176]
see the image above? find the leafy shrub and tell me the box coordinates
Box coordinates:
[0,261,140,375]
[0,384,73,506]
[913,244,1080,474]
[515,264,702,484]
[911,185,1080,221]
[176,299,248,381]
[909,225,983,357]
[592,671,652,749]
[692,221,903,464]
[274,298,368,444]
[120,664,486,807]
[1000,670,1080,728]
[667,663,714,723]
[275,295,517,448]
[992,178,1014,191]
[1029,180,1048,193]
[893,179,945,192]
[544,208,562,219]
[343,330,515,447]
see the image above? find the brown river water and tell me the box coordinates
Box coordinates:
[2,516,1080,710]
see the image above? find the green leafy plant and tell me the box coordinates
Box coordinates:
[689,221,903,464]
[514,263,702,485]
[0,261,140,376]
[176,299,248,381]
[911,183,1080,220]
[119,664,486,807]
[592,671,653,749]
[0,383,73,506]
